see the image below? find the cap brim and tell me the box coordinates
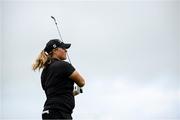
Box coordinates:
[61,43,71,49]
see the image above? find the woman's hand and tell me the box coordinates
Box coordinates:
[73,85,83,96]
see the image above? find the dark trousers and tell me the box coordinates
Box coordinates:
[42,109,72,120]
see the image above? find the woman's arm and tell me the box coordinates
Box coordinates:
[69,70,85,87]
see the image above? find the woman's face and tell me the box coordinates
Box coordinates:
[53,48,67,60]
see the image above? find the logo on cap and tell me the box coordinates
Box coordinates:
[53,44,57,48]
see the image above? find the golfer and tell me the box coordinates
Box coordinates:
[32,39,85,120]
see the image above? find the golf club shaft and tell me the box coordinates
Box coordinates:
[51,16,72,64]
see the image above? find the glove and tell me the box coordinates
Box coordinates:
[73,85,83,96]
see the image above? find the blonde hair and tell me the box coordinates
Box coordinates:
[32,50,51,71]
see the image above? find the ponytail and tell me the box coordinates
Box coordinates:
[32,50,50,71]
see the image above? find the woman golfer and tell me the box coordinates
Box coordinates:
[32,39,85,119]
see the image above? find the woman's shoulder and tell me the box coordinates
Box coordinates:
[51,59,70,68]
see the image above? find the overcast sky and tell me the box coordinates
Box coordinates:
[0,0,180,120]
